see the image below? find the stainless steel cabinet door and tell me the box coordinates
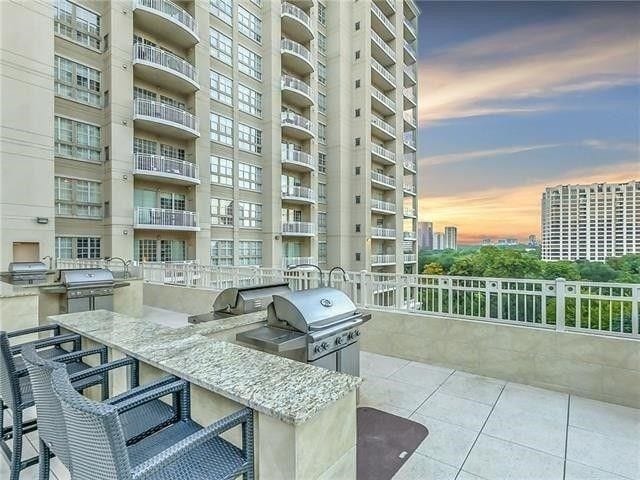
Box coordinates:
[93,295,114,312]
[337,343,360,376]
[68,297,91,313]
[310,351,337,372]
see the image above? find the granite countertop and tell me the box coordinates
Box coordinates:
[178,310,267,337]
[0,281,40,298]
[49,310,362,425]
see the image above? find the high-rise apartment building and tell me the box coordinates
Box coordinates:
[541,181,639,261]
[417,221,433,250]
[432,231,444,250]
[443,225,457,250]
[1,0,419,273]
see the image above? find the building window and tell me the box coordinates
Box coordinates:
[55,56,101,107]
[210,28,232,64]
[239,202,262,228]
[318,122,327,145]
[76,237,101,259]
[55,237,73,259]
[238,163,262,191]
[160,143,185,160]
[318,183,327,204]
[318,212,327,233]
[318,62,327,84]
[239,241,262,265]
[318,92,327,115]
[318,2,326,26]
[210,0,232,24]
[238,45,262,80]
[211,198,233,226]
[211,240,233,266]
[319,241,327,264]
[54,0,101,50]
[318,32,327,55]
[238,124,262,154]
[160,240,186,262]
[159,192,185,210]
[318,152,326,173]
[238,6,262,43]
[55,177,102,218]
[210,156,233,186]
[55,116,100,162]
[135,239,157,262]
[238,84,262,117]
[210,70,233,105]
[210,112,233,145]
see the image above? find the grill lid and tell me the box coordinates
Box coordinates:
[270,287,358,333]
[8,262,47,274]
[59,268,114,287]
[212,282,291,314]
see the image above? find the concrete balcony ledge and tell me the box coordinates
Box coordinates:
[282,185,316,204]
[371,254,396,266]
[371,171,396,190]
[371,58,396,91]
[281,38,314,75]
[281,2,314,43]
[371,199,396,214]
[371,2,395,41]
[371,227,397,239]
[133,98,200,139]
[371,116,396,140]
[281,221,315,236]
[371,30,396,66]
[371,143,396,165]
[404,65,417,87]
[133,153,200,185]
[281,75,314,107]
[404,40,417,65]
[281,111,315,139]
[403,207,417,218]
[372,87,396,116]
[403,18,417,42]
[134,207,200,231]
[133,0,199,47]
[403,157,417,172]
[403,184,417,195]
[133,44,199,93]
[281,147,316,171]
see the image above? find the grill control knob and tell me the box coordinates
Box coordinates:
[354,329,360,337]
[335,336,344,346]
[321,341,330,351]
[314,345,323,354]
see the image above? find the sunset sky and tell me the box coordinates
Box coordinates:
[416,1,640,244]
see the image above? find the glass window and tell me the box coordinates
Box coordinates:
[55,56,101,107]
[318,212,327,233]
[238,6,261,43]
[238,124,262,154]
[238,45,262,80]
[160,144,185,160]
[239,241,262,265]
[210,0,232,24]
[133,137,157,155]
[55,177,102,218]
[318,62,326,84]
[135,239,157,262]
[318,92,327,115]
[160,240,186,262]
[238,84,262,117]
[210,112,233,145]
[211,240,233,265]
[55,237,73,259]
[238,202,262,228]
[319,241,327,264]
[238,163,262,191]
[54,0,101,50]
[55,116,101,162]
[318,122,327,145]
[210,155,233,186]
[76,237,101,259]
[211,198,234,226]
[318,3,326,26]
[210,28,232,64]
[318,182,327,203]
[134,86,156,101]
[210,70,233,104]
[318,32,327,55]
[318,151,326,173]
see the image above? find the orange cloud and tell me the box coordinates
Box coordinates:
[419,163,639,244]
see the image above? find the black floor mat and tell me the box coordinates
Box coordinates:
[357,407,429,480]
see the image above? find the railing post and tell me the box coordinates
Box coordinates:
[395,275,403,310]
[360,270,369,308]
[555,277,566,332]
[632,285,639,336]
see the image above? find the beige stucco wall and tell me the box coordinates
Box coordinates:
[360,309,640,409]
[143,282,220,315]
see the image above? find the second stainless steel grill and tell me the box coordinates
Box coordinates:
[58,269,115,314]
[6,262,48,285]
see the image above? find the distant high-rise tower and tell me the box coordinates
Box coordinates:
[432,232,444,250]
[418,221,433,250]
[541,181,639,261]
[444,226,457,250]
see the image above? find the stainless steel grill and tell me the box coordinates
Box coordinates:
[6,262,48,285]
[57,268,115,314]
[188,283,291,324]
[237,287,371,376]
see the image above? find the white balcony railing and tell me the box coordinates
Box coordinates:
[404,18,417,39]
[281,2,311,29]
[371,116,396,137]
[404,65,417,84]
[372,87,396,112]
[281,38,312,64]
[133,43,197,84]
[371,2,395,36]
[281,111,314,134]
[404,40,417,59]
[281,75,312,100]
[404,131,417,149]
[371,143,396,164]
[281,147,316,170]
[371,171,396,188]
[282,256,315,268]
[404,253,417,263]
[134,0,198,37]
[133,98,198,133]
[134,207,198,229]
[282,185,316,202]
[371,199,396,213]
[404,87,417,104]
[404,207,417,217]
[282,222,315,235]
[371,254,396,265]
[372,227,396,238]
[403,110,416,127]
[371,58,396,87]
[403,184,416,194]
[133,153,199,181]
[371,30,396,62]
[403,155,417,172]
[403,231,417,240]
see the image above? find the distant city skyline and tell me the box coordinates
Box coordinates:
[416,1,640,244]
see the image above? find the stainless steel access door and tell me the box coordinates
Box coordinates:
[337,342,360,376]
[93,294,114,312]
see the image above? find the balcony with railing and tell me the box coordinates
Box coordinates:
[281,147,316,172]
[134,207,199,231]
[132,44,199,93]
[282,256,315,268]
[371,143,396,166]
[403,154,417,172]
[403,253,417,263]
[281,75,314,107]
[371,227,397,239]
[371,115,396,141]
[404,87,417,108]
[281,111,314,140]
[371,58,396,91]
[404,65,417,87]
[281,185,316,205]
[371,254,396,266]
[404,0,419,20]
[403,206,417,218]
[371,171,396,190]
[404,131,417,151]
[281,2,313,43]
[371,87,396,116]
[133,153,200,185]
[404,40,417,64]
[281,38,314,75]
[403,184,416,195]
[371,2,395,41]
[133,98,200,138]
[403,231,417,240]
[403,18,417,42]
[371,199,396,214]
[403,109,417,129]
[133,0,199,47]
[374,0,395,16]
[371,30,396,66]
[281,222,315,236]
